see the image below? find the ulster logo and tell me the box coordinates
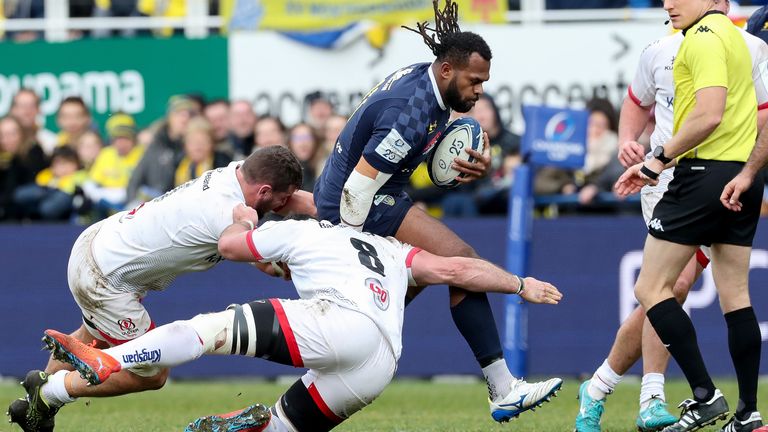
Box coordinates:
[366,278,390,311]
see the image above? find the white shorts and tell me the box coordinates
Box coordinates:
[68,221,156,346]
[641,188,711,267]
[275,298,397,421]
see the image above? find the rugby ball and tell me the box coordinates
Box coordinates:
[427,117,484,189]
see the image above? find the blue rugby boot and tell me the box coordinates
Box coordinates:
[575,380,605,432]
[185,404,271,432]
[637,397,677,432]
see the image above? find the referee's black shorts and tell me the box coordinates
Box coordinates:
[649,158,763,247]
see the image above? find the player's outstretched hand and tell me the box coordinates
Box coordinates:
[233,203,259,228]
[618,140,646,168]
[720,171,754,212]
[520,277,563,305]
[614,162,647,197]
[453,132,491,184]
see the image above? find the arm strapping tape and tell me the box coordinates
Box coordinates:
[340,169,392,230]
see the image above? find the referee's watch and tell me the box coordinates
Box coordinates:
[653,146,672,164]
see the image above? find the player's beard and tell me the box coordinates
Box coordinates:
[444,77,477,113]
[255,201,272,216]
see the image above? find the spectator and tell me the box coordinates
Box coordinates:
[82,113,144,215]
[2,0,44,42]
[547,0,626,8]
[254,116,287,149]
[305,91,334,133]
[228,100,257,158]
[10,88,57,155]
[56,96,92,148]
[67,0,95,39]
[469,94,522,215]
[577,98,621,206]
[288,122,321,191]
[14,146,86,220]
[174,117,231,187]
[405,162,450,217]
[92,0,142,38]
[126,95,198,203]
[137,0,186,37]
[315,114,347,175]
[0,113,47,178]
[0,116,36,220]
[204,98,235,157]
[74,130,103,172]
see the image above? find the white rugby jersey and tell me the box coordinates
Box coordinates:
[628,29,768,193]
[246,219,419,360]
[91,161,245,293]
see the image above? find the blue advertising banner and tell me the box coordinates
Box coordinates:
[1,218,767,379]
[521,105,588,169]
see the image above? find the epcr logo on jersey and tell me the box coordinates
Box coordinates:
[366,277,389,311]
[619,249,768,341]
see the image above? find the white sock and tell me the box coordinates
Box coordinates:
[103,321,204,370]
[639,373,666,409]
[588,359,622,400]
[482,358,516,401]
[40,370,76,408]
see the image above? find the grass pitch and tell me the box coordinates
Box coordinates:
[1,378,765,431]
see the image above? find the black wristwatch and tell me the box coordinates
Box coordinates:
[653,146,672,164]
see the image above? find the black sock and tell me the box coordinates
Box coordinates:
[647,298,715,402]
[449,289,503,368]
[725,307,761,419]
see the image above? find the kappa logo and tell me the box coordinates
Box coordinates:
[665,55,675,71]
[648,218,665,232]
[695,26,712,34]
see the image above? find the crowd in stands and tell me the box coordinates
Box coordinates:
[0,86,633,224]
[5,1,766,42]
[0,88,764,224]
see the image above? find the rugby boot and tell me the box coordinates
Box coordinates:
[43,329,121,385]
[185,404,271,432]
[489,377,562,422]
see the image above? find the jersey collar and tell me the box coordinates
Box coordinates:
[427,65,447,111]
[682,10,725,36]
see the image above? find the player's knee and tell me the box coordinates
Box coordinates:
[671,276,694,304]
[187,310,235,354]
[633,284,653,307]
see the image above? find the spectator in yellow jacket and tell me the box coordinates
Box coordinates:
[82,113,144,214]
[14,146,86,220]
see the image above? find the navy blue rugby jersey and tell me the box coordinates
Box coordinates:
[314,62,451,206]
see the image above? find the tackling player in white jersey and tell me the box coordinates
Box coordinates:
[7,146,314,432]
[575,3,768,431]
[40,215,563,432]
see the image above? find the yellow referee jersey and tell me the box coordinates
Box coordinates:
[673,11,757,162]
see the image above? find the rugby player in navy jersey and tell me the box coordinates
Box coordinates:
[313,0,562,422]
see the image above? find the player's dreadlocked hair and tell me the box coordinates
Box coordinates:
[403,0,492,67]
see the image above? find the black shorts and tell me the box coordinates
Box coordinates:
[649,158,762,247]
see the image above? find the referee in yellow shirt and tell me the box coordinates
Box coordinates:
[615,0,764,431]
